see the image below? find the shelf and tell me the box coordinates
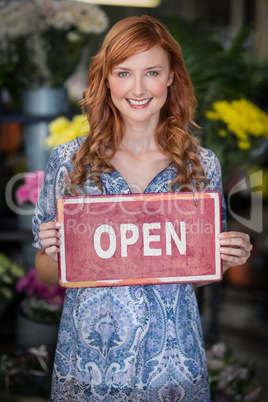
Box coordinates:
[0,231,33,242]
[0,110,79,124]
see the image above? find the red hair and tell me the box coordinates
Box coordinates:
[66,15,209,194]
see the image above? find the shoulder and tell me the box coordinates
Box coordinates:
[197,147,221,177]
[49,136,86,169]
[198,146,220,167]
[168,146,221,179]
[196,147,224,192]
[40,136,87,199]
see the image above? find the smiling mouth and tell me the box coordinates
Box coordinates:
[126,98,152,106]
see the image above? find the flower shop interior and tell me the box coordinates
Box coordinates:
[0,0,268,400]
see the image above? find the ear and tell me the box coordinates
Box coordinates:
[167,72,174,87]
[106,79,110,89]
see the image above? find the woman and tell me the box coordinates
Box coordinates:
[33,16,252,401]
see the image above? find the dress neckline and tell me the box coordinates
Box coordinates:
[108,164,175,194]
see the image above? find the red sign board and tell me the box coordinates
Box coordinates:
[57,191,222,288]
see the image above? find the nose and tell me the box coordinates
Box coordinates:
[132,75,146,97]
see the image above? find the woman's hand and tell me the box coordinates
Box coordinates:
[218,231,253,274]
[38,221,61,263]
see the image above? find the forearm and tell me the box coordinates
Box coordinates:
[35,249,59,286]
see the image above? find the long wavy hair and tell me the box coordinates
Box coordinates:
[65,15,209,194]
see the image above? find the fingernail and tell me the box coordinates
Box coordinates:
[55,222,61,228]
[218,234,224,238]
[220,247,226,252]
[219,240,225,244]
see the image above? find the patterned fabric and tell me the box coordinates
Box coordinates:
[32,137,226,401]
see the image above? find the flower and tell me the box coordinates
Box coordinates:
[46,114,89,148]
[0,0,108,95]
[16,267,66,324]
[15,171,45,205]
[206,99,268,149]
[205,98,268,188]
[206,342,262,401]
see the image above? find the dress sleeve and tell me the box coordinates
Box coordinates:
[32,147,68,249]
[205,152,227,232]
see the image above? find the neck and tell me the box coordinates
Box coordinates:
[121,119,159,155]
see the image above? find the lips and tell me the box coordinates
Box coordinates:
[126,98,152,106]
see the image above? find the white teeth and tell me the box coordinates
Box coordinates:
[128,98,151,106]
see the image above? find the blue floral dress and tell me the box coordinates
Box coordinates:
[32,137,226,401]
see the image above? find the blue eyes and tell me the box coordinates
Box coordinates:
[117,71,158,78]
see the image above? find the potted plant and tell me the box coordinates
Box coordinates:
[0,0,109,170]
[206,342,262,401]
[166,17,266,117]
[0,253,24,318]
[15,170,45,224]
[0,345,51,398]
[16,267,66,350]
[0,0,109,102]
[10,170,45,270]
[204,98,268,190]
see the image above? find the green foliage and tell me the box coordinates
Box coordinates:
[0,254,24,307]
[167,17,268,189]
[166,17,265,115]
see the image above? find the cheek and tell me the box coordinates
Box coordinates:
[150,81,169,98]
[109,80,126,100]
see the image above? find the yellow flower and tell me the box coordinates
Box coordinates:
[49,117,70,135]
[205,110,219,120]
[47,115,89,148]
[206,98,268,148]
[237,140,251,150]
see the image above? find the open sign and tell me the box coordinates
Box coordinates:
[57,191,222,288]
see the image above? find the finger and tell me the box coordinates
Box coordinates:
[44,246,59,263]
[221,253,248,268]
[222,240,253,253]
[219,246,249,259]
[40,237,61,249]
[40,221,61,231]
[45,245,60,254]
[218,231,250,242]
[39,229,61,241]
[219,235,252,249]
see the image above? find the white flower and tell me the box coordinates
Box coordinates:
[0,0,108,87]
[77,7,109,34]
[66,70,88,102]
[211,342,226,359]
[206,358,225,371]
[67,31,81,43]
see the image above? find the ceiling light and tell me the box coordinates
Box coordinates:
[72,0,161,7]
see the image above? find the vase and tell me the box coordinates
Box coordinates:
[17,203,36,271]
[226,263,253,287]
[16,306,59,351]
[0,122,21,153]
[17,203,34,231]
[22,86,68,171]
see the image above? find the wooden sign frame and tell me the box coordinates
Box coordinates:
[57,191,222,288]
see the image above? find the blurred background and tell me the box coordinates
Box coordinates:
[0,0,267,401]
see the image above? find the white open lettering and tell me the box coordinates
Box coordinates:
[94,225,116,259]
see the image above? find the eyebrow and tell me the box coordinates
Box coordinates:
[113,65,164,71]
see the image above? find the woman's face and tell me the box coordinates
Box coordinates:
[107,46,173,126]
